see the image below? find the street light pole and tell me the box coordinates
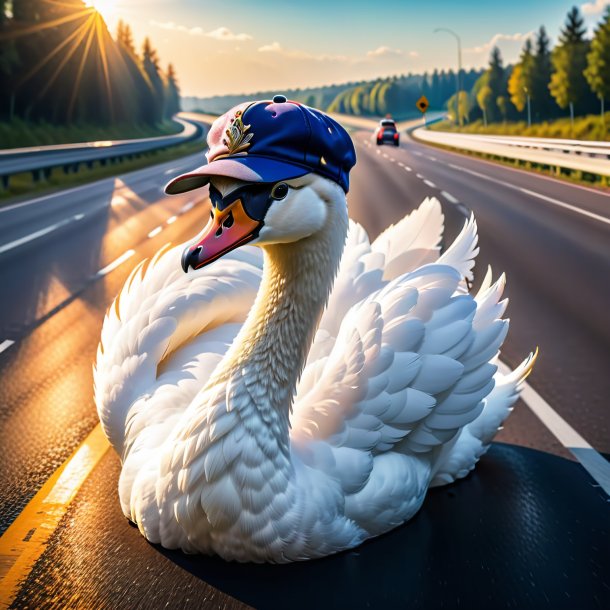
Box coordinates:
[434,27,462,125]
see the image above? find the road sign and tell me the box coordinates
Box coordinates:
[416,95,429,114]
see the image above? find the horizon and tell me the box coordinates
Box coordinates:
[88,0,610,98]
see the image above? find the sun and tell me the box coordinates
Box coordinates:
[84,0,118,23]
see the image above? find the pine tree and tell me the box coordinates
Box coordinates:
[584,5,610,120]
[550,6,597,115]
[486,46,505,122]
[164,63,181,119]
[530,26,556,120]
[142,37,165,124]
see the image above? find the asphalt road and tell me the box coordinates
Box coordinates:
[0,123,608,608]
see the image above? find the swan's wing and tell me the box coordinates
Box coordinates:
[371,196,444,281]
[94,242,263,454]
[314,197,445,355]
[291,217,505,463]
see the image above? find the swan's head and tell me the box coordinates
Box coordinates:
[164,96,356,272]
[180,173,346,271]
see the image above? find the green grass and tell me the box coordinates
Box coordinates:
[430,112,609,141]
[0,139,205,205]
[0,119,183,149]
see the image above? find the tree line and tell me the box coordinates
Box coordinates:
[0,0,180,126]
[449,5,609,126]
[326,69,484,117]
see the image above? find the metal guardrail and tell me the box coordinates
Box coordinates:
[413,127,610,177]
[0,116,204,190]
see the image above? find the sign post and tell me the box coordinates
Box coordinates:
[416,95,429,126]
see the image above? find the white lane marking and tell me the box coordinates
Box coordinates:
[164,167,180,175]
[398,161,405,167]
[441,190,460,204]
[382,153,389,159]
[498,361,610,496]
[166,215,177,225]
[416,173,424,179]
[376,149,381,155]
[148,226,162,238]
[0,339,15,354]
[449,163,610,227]
[404,166,412,172]
[426,155,437,161]
[180,201,195,213]
[457,204,470,216]
[73,213,85,221]
[423,179,437,188]
[0,219,70,255]
[388,158,396,163]
[413,151,423,156]
[94,249,135,278]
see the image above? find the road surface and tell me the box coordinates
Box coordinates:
[0,121,608,608]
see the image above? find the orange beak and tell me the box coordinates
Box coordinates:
[181,199,261,272]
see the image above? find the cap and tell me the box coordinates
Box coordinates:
[165,97,356,195]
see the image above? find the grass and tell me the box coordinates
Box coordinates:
[430,112,609,141]
[0,138,205,205]
[0,119,183,149]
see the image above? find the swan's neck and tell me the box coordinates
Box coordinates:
[209,199,348,440]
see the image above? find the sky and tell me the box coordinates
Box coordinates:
[95,0,610,97]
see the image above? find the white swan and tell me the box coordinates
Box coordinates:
[94,173,535,562]
[94,98,535,562]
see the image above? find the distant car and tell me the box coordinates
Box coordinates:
[376,121,399,146]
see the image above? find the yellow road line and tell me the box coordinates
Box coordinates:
[0,424,110,608]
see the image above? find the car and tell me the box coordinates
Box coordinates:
[375,120,399,146]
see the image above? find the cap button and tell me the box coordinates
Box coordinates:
[272,94,287,103]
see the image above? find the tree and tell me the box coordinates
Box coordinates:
[497,96,508,122]
[142,37,165,123]
[164,63,181,118]
[477,84,493,126]
[584,5,610,120]
[486,46,505,122]
[508,38,534,112]
[530,26,556,120]
[550,6,597,115]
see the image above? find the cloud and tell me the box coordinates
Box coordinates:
[408,51,419,58]
[206,27,252,41]
[366,46,404,58]
[149,21,252,40]
[257,41,348,62]
[464,32,533,55]
[581,0,610,15]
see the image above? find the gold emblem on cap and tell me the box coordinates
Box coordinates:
[217,109,253,159]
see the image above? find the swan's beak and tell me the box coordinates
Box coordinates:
[181,199,261,272]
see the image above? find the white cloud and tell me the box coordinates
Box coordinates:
[149,21,252,41]
[581,0,610,15]
[257,41,348,62]
[206,27,252,41]
[366,46,404,58]
[409,51,419,58]
[464,32,533,55]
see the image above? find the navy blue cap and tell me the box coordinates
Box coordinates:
[165,97,356,194]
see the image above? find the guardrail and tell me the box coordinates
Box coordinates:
[412,127,610,177]
[0,116,205,190]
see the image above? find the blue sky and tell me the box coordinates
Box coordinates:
[101,0,610,96]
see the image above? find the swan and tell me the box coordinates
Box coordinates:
[94,99,535,563]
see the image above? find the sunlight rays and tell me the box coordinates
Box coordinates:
[5,3,118,123]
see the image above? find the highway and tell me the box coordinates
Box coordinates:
[0,118,608,608]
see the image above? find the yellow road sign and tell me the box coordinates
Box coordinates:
[416,95,429,113]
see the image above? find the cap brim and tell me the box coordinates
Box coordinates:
[164,155,310,195]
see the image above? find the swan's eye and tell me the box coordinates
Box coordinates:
[210,210,214,220]
[271,183,289,200]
